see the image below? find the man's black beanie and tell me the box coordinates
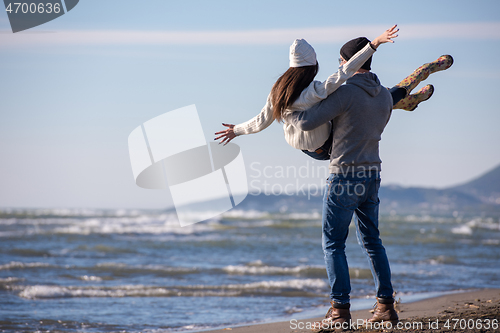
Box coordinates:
[340,37,372,70]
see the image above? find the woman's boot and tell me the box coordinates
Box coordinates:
[395,55,453,94]
[393,54,452,110]
[394,84,434,111]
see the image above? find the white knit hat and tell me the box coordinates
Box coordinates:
[289,39,317,67]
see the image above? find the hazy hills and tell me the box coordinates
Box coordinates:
[237,164,500,217]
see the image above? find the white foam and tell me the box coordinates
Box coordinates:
[285,306,304,314]
[0,261,53,270]
[222,264,324,275]
[451,225,473,235]
[466,219,500,231]
[224,219,276,228]
[1,209,219,235]
[221,209,268,219]
[80,275,102,282]
[1,207,325,237]
[286,212,322,220]
[229,279,328,290]
[0,208,145,217]
[247,260,264,266]
[18,279,328,299]
[0,277,23,283]
[44,214,214,235]
[221,209,321,221]
[95,262,199,274]
[19,285,169,299]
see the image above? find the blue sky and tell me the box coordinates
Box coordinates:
[1,0,500,209]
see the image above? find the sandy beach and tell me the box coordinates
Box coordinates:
[206,289,500,333]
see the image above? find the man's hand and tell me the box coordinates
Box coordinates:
[214,123,236,145]
[371,25,399,49]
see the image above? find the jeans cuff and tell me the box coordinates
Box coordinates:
[376,297,394,304]
[331,301,350,309]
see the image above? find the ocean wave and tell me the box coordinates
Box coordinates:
[482,239,500,245]
[0,260,367,280]
[8,248,52,257]
[222,264,326,277]
[221,209,268,219]
[0,214,217,236]
[0,214,321,237]
[219,219,276,229]
[221,209,321,221]
[286,212,322,220]
[0,261,54,270]
[0,208,147,219]
[427,255,459,265]
[0,277,24,286]
[50,216,191,235]
[398,215,454,223]
[93,262,369,280]
[18,279,328,299]
[284,306,304,314]
[0,207,325,238]
[215,219,321,230]
[221,261,372,279]
[450,218,500,235]
[0,261,201,279]
[93,263,200,276]
[451,225,473,235]
[80,275,103,282]
[465,218,500,231]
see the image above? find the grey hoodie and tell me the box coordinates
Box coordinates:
[285,72,392,174]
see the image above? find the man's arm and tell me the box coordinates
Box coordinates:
[289,43,375,111]
[284,90,345,131]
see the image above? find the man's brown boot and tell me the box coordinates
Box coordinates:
[367,297,398,326]
[311,302,351,332]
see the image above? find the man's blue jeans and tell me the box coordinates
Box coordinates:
[322,171,394,304]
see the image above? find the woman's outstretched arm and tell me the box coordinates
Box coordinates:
[214,93,274,145]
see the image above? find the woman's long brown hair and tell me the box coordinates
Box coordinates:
[270,63,318,122]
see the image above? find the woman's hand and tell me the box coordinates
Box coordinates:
[371,25,399,49]
[214,123,236,145]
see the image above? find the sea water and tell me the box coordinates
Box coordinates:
[1,207,499,332]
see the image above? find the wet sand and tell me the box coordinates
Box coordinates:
[206,289,500,332]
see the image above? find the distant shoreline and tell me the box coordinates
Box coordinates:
[202,289,500,333]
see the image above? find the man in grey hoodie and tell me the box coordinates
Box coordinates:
[285,37,399,329]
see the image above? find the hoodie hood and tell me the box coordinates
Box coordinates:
[345,72,382,97]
